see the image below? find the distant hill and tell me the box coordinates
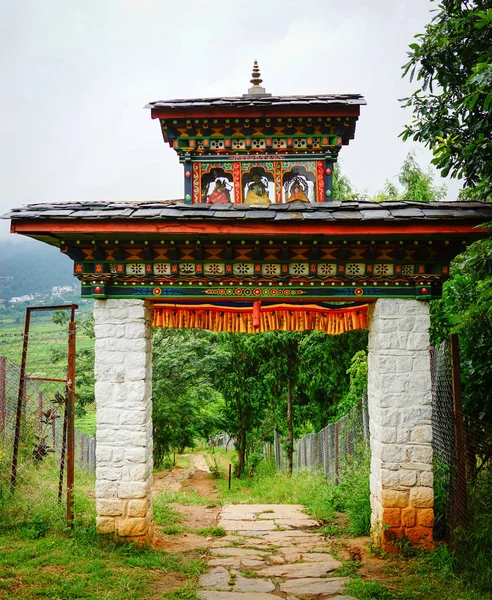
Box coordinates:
[0,237,74,299]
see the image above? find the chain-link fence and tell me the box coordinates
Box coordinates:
[0,306,79,527]
[431,337,492,541]
[272,335,492,547]
[273,396,369,484]
[75,430,96,473]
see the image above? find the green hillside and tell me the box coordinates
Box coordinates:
[0,238,74,299]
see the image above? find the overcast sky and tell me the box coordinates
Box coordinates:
[0,0,459,240]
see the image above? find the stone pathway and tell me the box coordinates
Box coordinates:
[198,504,357,599]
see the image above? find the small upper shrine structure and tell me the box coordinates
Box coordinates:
[146,61,365,205]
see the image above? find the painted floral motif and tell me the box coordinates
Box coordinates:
[345,263,365,276]
[373,264,394,276]
[289,263,309,276]
[126,263,145,275]
[317,263,336,276]
[153,263,170,275]
[263,264,280,276]
[179,263,195,274]
[204,263,224,275]
[233,263,254,275]
[401,265,414,275]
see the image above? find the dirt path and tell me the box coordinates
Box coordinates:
[152,452,213,495]
[151,455,378,598]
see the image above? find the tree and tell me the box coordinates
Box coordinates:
[256,332,304,475]
[401,1,492,200]
[431,235,492,421]
[297,329,368,430]
[152,329,227,466]
[373,152,446,202]
[215,333,266,477]
[332,163,357,201]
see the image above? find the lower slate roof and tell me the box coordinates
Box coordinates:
[4,201,492,223]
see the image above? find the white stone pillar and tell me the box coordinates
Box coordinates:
[368,298,434,552]
[93,299,153,544]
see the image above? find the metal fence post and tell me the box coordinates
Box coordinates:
[38,392,43,436]
[11,308,31,491]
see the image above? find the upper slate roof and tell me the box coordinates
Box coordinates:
[145,94,367,110]
[4,200,492,223]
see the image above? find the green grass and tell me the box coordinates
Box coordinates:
[0,485,206,600]
[0,528,206,599]
[195,526,226,538]
[74,410,96,436]
[153,494,186,528]
[344,545,492,600]
[216,459,334,522]
[331,446,371,536]
[156,490,222,507]
[162,582,199,599]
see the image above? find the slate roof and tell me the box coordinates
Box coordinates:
[4,200,492,223]
[145,94,366,110]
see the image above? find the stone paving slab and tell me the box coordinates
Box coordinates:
[198,593,279,600]
[208,557,266,568]
[279,576,349,595]
[222,504,304,513]
[233,575,275,593]
[300,552,342,566]
[258,562,339,578]
[211,548,270,558]
[218,519,277,531]
[273,517,320,528]
[199,567,230,591]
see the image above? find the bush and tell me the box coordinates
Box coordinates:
[453,474,492,594]
[332,445,371,536]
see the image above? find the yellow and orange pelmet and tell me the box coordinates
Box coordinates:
[152,302,368,334]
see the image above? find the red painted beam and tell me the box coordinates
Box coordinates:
[10,219,486,238]
[150,105,361,120]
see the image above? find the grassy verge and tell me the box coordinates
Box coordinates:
[0,525,205,600]
[0,474,206,599]
[345,546,492,600]
[216,459,335,522]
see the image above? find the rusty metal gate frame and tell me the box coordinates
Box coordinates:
[10,304,77,525]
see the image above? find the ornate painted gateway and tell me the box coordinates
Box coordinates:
[5,64,492,550]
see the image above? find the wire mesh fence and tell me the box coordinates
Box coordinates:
[0,306,79,527]
[271,334,492,547]
[431,337,492,541]
[272,395,369,484]
[75,430,96,473]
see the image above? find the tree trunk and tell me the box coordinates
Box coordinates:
[287,374,293,475]
[236,429,246,478]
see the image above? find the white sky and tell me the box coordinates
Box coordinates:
[0,0,460,239]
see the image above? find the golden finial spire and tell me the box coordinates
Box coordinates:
[246,60,269,97]
[250,60,263,87]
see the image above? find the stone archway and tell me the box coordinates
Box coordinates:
[92,296,434,551]
[7,197,491,552]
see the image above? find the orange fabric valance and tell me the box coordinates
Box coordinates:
[152,303,368,335]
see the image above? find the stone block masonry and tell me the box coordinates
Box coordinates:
[368,298,434,552]
[94,299,154,544]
